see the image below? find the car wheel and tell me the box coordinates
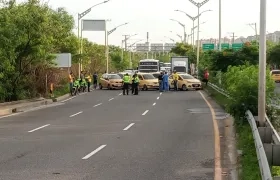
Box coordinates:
[99,83,103,89]
[143,85,148,91]
[182,84,187,91]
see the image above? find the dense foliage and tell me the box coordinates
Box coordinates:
[0,0,142,102]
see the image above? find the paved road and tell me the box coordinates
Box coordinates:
[0,89,217,180]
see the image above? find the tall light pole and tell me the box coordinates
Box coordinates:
[170,31,183,42]
[128,40,143,69]
[258,0,267,127]
[188,0,210,71]
[106,22,129,73]
[170,19,186,43]
[247,23,258,42]
[174,9,211,48]
[77,0,110,78]
[218,0,221,51]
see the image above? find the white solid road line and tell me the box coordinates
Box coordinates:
[61,96,75,103]
[93,103,102,107]
[69,111,83,117]
[28,124,50,133]
[82,145,107,160]
[157,97,160,99]
[152,102,156,106]
[108,98,114,101]
[142,110,149,115]
[123,123,135,130]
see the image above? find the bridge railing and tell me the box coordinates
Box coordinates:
[207,82,280,180]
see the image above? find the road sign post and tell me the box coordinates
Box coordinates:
[231,43,244,50]
[221,43,229,49]
[202,43,215,50]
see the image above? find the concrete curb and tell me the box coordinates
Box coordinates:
[0,93,70,116]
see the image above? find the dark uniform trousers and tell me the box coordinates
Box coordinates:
[131,82,139,95]
[123,83,129,95]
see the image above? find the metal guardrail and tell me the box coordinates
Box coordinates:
[207,82,280,180]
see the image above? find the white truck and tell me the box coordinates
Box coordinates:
[170,56,188,73]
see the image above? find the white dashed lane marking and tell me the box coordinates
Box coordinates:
[69,111,83,117]
[142,110,149,115]
[28,124,50,133]
[82,145,107,160]
[123,123,135,131]
[93,103,102,107]
[157,97,159,100]
[108,98,114,101]
[152,103,156,106]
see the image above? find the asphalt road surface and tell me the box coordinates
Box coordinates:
[0,89,216,180]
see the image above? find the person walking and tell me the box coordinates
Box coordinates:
[122,73,130,95]
[93,72,98,89]
[172,70,179,91]
[158,72,163,92]
[68,72,74,95]
[162,71,169,91]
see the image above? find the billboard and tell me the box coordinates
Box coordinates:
[150,43,163,52]
[164,43,176,51]
[53,53,71,68]
[136,43,149,52]
[82,19,106,31]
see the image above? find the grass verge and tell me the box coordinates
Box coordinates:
[51,84,69,98]
[204,85,261,180]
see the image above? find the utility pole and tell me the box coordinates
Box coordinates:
[229,32,237,43]
[248,23,258,41]
[123,35,129,51]
[146,32,149,59]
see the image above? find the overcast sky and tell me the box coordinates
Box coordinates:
[26,0,280,46]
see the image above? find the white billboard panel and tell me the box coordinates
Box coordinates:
[82,19,106,31]
[53,53,71,67]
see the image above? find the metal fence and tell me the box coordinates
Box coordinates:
[207,82,280,180]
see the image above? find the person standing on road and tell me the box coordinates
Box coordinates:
[162,71,169,91]
[172,70,179,91]
[85,73,92,92]
[68,72,74,95]
[131,74,139,95]
[158,72,163,92]
[203,69,209,86]
[134,74,139,95]
[131,74,136,95]
[93,72,98,89]
[122,73,131,95]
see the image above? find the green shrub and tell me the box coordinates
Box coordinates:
[222,64,275,124]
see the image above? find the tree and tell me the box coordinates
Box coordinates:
[268,44,280,66]
[170,43,196,64]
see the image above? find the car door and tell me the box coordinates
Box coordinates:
[168,75,174,88]
[178,75,184,88]
[101,74,107,87]
[138,74,144,88]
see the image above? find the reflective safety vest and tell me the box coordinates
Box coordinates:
[173,73,179,80]
[123,75,130,83]
[86,75,92,82]
[134,76,139,83]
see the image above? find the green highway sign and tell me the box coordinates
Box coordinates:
[231,43,244,50]
[221,43,230,49]
[202,43,215,50]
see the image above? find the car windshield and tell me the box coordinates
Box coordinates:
[152,74,160,78]
[142,74,156,79]
[272,71,280,75]
[118,74,124,78]
[108,74,121,79]
[180,74,195,79]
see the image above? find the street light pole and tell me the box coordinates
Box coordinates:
[77,0,110,78]
[174,9,211,49]
[258,0,267,127]
[218,0,221,51]
[188,0,210,71]
[170,19,186,43]
[170,31,183,42]
[128,40,143,69]
[164,36,175,42]
[106,22,129,73]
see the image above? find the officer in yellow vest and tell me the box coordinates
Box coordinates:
[131,74,139,95]
[85,74,92,92]
[122,73,131,95]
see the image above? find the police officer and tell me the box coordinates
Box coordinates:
[131,74,139,95]
[122,73,130,95]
